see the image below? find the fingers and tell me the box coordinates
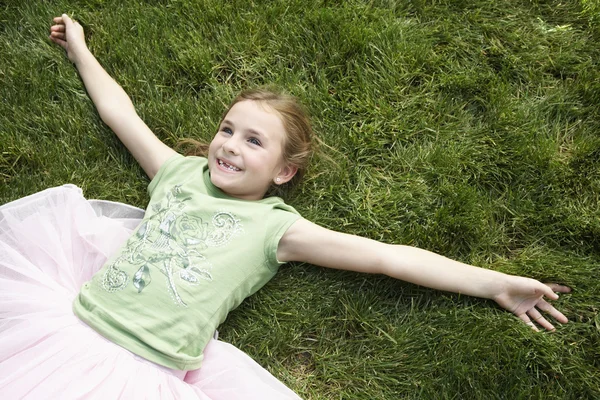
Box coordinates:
[546,283,572,294]
[48,35,67,49]
[517,297,568,332]
[49,14,71,48]
[50,16,66,43]
[526,308,556,332]
[536,299,569,324]
[61,14,73,25]
[534,316,556,332]
[517,313,540,332]
[49,25,67,45]
[518,312,555,332]
[538,282,571,301]
[539,283,559,300]
[50,30,66,40]
[51,14,77,29]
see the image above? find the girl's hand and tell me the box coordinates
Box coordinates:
[49,14,88,64]
[493,277,571,331]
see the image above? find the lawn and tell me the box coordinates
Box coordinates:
[1,0,599,398]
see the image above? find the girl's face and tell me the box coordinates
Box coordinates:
[208,100,296,200]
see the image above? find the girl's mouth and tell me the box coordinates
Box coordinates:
[217,159,241,172]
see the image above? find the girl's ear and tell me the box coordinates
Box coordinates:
[274,164,298,185]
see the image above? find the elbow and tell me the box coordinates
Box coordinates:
[97,101,136,124]
[371,242,399,276]
[376,244,410,278]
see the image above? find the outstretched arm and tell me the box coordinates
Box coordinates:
[278,218,571,331]
[49,14,177,179]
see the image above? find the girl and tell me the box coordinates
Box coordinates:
[0,14,570,399]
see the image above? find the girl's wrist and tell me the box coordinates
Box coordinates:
[488,272,512,301]
[72,47,93,66]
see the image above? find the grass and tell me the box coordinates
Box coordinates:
[1,0,599,398]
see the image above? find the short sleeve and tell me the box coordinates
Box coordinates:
[148,153,184,196]
[264,208,302,269]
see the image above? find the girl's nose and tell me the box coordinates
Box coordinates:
[222,137,240,155]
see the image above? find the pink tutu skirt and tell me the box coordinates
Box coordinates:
[0,185,301,400]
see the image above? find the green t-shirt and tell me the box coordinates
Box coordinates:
[73,155,301,370]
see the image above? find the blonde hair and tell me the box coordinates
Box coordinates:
[180,88,314,197]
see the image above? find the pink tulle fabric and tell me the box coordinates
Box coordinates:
[0,185,301,399]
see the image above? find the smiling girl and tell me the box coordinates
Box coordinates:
[0,14,571,399]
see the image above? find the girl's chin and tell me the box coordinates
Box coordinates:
[210,175,239,193]
[210,174,228,186]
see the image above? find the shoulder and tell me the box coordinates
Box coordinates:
[259,195,301,216]
[276,218,334,263]
[148,155,209,196]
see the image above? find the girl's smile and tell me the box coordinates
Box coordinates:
[216,158,241,172]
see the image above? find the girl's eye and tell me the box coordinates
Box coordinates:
[248,137,262,146]
[221,127,233,135]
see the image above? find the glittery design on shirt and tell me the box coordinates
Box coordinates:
[101,185,243,306]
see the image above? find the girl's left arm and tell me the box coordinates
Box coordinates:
[277,218,571,331]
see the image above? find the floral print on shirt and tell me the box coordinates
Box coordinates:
[101,185,243,307]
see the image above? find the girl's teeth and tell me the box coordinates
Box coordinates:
[219,159,240,171]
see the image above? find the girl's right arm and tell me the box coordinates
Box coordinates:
[278,218,571,332]
[49,14,177,179]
